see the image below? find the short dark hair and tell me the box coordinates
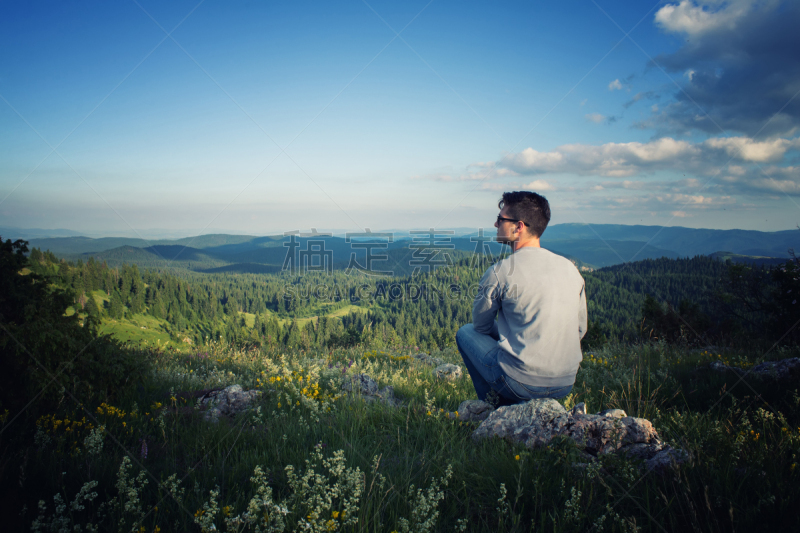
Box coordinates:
[499,191,551,238]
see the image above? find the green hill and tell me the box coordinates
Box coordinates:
[545,239,680,267]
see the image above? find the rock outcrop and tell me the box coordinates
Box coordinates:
[341,373,402,407]
[449,400,494,422]
[411,353,446,367]
[471,398,686,471]
[706,357,800,383]
[200,385,262,422]
[435,363,463,381]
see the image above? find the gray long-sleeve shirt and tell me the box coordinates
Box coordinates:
[473,247,587,387]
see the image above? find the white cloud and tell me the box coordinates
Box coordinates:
[576,192,736,215]
[703,136,800,162]
[608,79,624,91]
[502,137,698,177]
[750,178,800,194]
[654,0,761,37]
[717,165,800,194]
[497,135,800,178]
[761,165,799,177]
[480,179,555,192]
[585,113,606,123]
[647,0,798,137]
[525,179,555,191]
[727,165,747,175]
[580,99,588,106]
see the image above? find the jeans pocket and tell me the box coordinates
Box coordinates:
[548,385,573,399]
[498,376,527,400]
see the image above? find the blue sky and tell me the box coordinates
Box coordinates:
[1,0,799,236]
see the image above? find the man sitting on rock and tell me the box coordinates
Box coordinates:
[456,191,587,407]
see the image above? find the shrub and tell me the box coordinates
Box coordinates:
[0,237,152,418]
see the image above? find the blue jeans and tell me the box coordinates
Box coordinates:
[456,324,572,405]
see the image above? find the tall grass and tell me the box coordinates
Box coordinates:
[3,340,800,532]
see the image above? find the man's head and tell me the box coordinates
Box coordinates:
[496,191,551,241]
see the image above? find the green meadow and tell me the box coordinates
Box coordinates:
[7,340,800,532]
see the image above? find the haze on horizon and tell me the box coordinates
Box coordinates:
[2,0,800,237]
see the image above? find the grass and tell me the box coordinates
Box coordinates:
[98,313,183,350]
[4,341,800,532]
[241,304,371,329]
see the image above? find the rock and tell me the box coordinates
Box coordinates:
[749,358,800,382]
[342,373,379,396]
[472,398,684,467]
[411,353,446,367]
[471,398,567,445]
[570,402,587,416]
[706,361,736,373]
[645,447,689,473]
[342,373,402,407]
[435,364,463,381]
[619,442,665,461]
[200,385,262,423]
[564,414,659,455]
[704,357,800,383]
[449,400,494,422]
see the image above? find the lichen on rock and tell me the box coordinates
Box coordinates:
[341,373,402,407]
[200,384,262,423]
[471,398,686,470]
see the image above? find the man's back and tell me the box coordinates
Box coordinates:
[472,247,587,388]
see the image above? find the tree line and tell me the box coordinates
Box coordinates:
[25,246,800,352]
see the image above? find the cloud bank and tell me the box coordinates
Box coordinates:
[499,136,800,178]
[647,0,800,136]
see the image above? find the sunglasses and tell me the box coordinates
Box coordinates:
[496,215,528,226]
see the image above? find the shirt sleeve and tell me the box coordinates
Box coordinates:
[473,266,501,337]
[578,281,588,340]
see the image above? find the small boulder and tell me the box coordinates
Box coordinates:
[645,447,689,473]
[599,408,627,418]
[200,385,262,423]
[749,357,800,382]
[435,364,463,381]
[471,398,568,445]
[703,357,800,383]
[342,374,379,396]
[570,402,587,416]
[618,442,665,461]
[411,353,446,367]
[342,373,402,407]
[472,398,681,465]
[450,400,494,422]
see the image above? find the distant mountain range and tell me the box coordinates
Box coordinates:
[12,223,798,272]
[542,223,799,259]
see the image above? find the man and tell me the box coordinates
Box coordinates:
[456,191,587,406]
